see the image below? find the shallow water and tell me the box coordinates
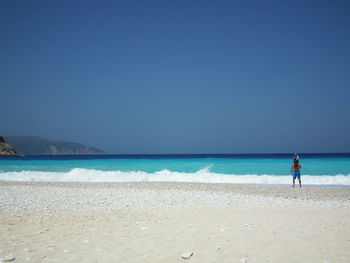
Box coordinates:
[0,154,349,185]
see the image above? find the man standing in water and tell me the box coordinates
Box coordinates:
[291,155,302,187]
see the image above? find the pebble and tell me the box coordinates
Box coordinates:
[240,257,248,263]
[181,252,193,260]
[0,182,349,211]
[0,254,16,262]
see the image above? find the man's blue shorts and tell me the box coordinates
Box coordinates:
[292,170,301,180]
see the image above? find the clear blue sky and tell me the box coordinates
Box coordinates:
[1,0,349,154]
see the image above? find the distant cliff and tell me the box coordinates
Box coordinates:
[0,136,20,156]
[5,136,105,156]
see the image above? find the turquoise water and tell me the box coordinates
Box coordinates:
[0,154,350,185]
[1,155,350,175]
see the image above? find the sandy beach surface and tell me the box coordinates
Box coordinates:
[0,182,349,263]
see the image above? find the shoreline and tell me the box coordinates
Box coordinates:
[1,180,350,188]
[1,181,349,211]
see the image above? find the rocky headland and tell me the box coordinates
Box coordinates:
[3,136,105,155]
[0,136,19,156]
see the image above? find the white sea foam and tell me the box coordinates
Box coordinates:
[0,167,349,185]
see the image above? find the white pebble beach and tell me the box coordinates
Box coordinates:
[0,181,349,262]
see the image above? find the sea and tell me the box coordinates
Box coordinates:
[0,153,350,187]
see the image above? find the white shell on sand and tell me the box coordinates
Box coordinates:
[181,252,193,259]
[0,254,16,262]
[240,257,248,263]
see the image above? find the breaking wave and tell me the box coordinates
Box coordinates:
[0,167,350,185]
